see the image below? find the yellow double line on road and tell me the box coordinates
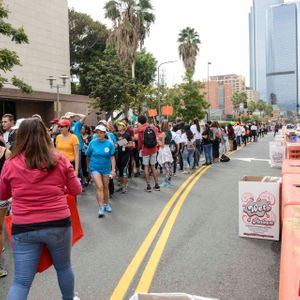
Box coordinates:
[109,165,211,299]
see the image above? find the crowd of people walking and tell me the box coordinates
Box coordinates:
[0,112,269,299]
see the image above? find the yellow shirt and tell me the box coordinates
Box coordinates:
[56,134,79,161]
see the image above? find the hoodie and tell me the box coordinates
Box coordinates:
[0,153,82,225]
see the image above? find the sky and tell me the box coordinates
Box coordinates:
[68,0,253,86]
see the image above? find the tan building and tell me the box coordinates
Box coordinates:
[0,0,96,124]
[246,88,260,102]
[209,74,246,93]
[202,80,234,118]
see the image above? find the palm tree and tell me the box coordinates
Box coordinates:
[104,0,155,78]
[177,27,201,75]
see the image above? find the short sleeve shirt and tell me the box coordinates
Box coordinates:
[71,121,84,150]
[85,139,115,174]
[56,134,79,161]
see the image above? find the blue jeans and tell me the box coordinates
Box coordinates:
[7,226,74,300]
[182,147,195,169]
[203,144,213,164]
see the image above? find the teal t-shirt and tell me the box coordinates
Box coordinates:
[85,139,115,174]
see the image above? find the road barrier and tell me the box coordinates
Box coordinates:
[279,129,300,299]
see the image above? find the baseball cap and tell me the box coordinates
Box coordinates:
[95,124,107,132]
[57,119,71,127]
[98,119,108,126]
[12,118,25,130]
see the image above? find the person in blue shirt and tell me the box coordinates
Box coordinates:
[85,124,116,218]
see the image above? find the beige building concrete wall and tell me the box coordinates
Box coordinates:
[1,0,71,94]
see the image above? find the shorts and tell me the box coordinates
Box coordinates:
[142,153,157,166]
[91,170,110,177]
[0,200,10,209]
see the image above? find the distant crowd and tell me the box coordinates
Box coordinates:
[0,112,270,299]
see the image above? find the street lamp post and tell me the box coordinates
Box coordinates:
[47,74,69,118]
[207,62,212,121]
[157,60,177,120]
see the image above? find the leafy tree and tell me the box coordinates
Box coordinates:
[265,103,273,116]
[172,70,208,122]
[231,91,247,115]
[104,0,155,78]
[247,100,256,113]
[135,50,157,85]
[256,99,266,116]
[178,27,201,76]
[86,47,133,120]
[69,9,109,95]
[0,0,31,93]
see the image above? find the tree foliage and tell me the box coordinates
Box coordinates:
[86,47,134,120]
[178,27,200,76]
[0,0,31,93]
[247,100,256,113]
[104,0,155,78]
[256,99,266,116]
[69,8,109,94]
[172,70,208,122]
[231,91,247,114]
[135,50,157,85]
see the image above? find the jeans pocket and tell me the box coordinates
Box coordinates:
[13,232,29,243]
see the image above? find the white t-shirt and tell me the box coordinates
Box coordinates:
[234,125,243,136]
[190,124,202,140]
[3,131,9,144]
[181,133,195,145]
[251,125,257,131]
[175,130,182,144]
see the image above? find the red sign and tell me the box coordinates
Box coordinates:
[161,105,173,116]
[148,109,158,117]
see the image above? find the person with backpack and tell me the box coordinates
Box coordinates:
[202,124,213,166]
[157,121,173,187]
[211,121,221,163]
[181,124,195,173]
[137,115,160,192]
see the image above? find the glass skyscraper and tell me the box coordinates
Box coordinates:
[249,0,283,101]
[266,2,300,113]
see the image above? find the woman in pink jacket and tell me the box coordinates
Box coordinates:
[0,118,82,300]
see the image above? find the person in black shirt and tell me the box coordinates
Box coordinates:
[116,122,133,193]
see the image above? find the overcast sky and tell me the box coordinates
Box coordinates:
[68,0,253,86]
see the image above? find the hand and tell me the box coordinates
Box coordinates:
[111,170,116,177]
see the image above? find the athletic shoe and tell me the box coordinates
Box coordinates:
[144,185,152,192]
[98,206,105,218]
[153,184,161,191]
[0,264,8,278]
[160,182,169,187]
[104,203,112,213]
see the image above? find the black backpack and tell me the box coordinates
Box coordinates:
[220,154,230,162]
[169,140,178,154]
[143,126,157,148]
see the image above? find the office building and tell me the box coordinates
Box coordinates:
[209,74,246,93]
[203,81,234,119]
[249,0,283,101]
[266,2,300,113]
[0,0,94,122]
[246,87,260,102]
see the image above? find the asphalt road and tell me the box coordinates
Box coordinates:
[1,133,281,300]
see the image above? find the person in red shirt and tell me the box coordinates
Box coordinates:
[0,118,82,300]
[137,115,160,192]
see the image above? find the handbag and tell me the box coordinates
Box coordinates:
[5,194,84,273]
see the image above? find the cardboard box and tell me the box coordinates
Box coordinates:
[239,176,280,241]
[129,294,218,300]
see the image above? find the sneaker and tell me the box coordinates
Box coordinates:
[104,203,112,213]
[98,206,105,218]
[0,264,8,278]
[160,182,169,187]
[144,185,152,192]
[153,184,160,191]
[121,187,127,194]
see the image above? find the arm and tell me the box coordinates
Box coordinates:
[74,144,79,177]
[5,149,11,159]
[159,132,166,147]
[110,156,116,177]
[65,160,82,195]
[78,114,86,124]
[0,162,12,200]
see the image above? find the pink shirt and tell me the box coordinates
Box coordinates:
[0,153,82,225]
